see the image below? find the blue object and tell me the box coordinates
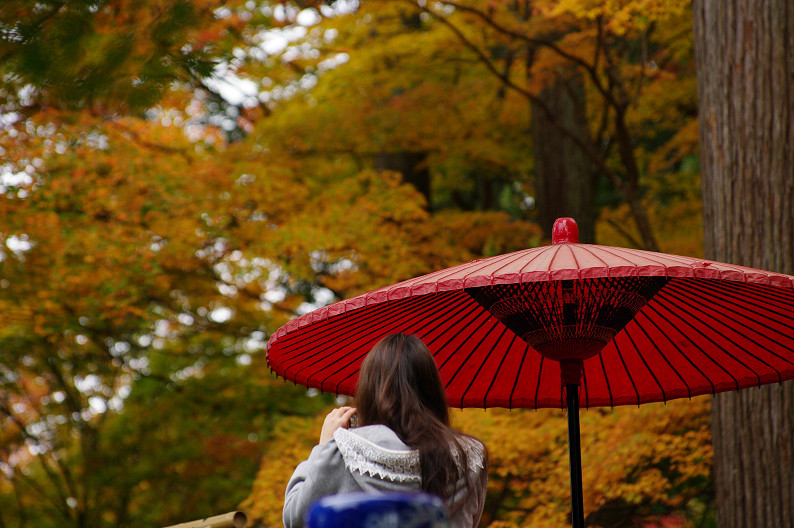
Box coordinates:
[305,492,450,528]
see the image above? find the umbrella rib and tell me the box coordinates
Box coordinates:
[284,292,464,380]
[689,277,794,313]
[277,292,424,354]
[391,261,474,289]
[641,303,716,394]
[669,282,794,357]
[315,296,468,392]
[755,283,794,304]
[613,338,642,405]
[322,294,478,393]
[329,292,461,352]
[598,353,615,407]
[664,283,794,366]
[504,333,523,410]
[420,249,531,287]
[692,259,793,278]
[591,245,660,269]
[437,308,493,372]
[632,313,693,398]
[425,295,488,350]
[511,247,550,275]
[564,244,582,274]
[607,246,703,268]
[480,325,514,408]
[410,295,482,338]
[279,292,452,372]
[662,290,792,378]
[577,245,610,268]
[726,279,794,305]
[647,299,743,390]
[623,327,667,402]
[581,361,590,409]
[538,244,564,276]
[460,250,535,283]
[684,280,794,334]
[531,355,545,410]
[320,296,465,389]
[447,318,502,398]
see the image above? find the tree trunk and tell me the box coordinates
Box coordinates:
[694,1,794,527]
[530,70,596,243]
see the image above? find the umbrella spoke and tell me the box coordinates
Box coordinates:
[439,314,499,387]
[519,244,563,275]
[597,353,615,407]
[419,301,488,363]
[679,279,794,334]
[481,329,518,408]
[531,355,546,410]
[282,292,463,387]
[277,293,423,356]
[634,307,717,395]
[434,306,494,372]
[313,293,476,391]
[279,291,456,374]
[612,338,643,405]
[457,323,509,407]
[663,285,794,369]
[646,298,745,390]
[581,359,590,409]
[664,286,794,366]
[623,328,668,402]
[630,313,694,399]
[323,294,484,393]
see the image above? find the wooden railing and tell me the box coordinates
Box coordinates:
[162,511,247,528]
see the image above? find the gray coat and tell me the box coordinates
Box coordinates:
[283,425,487,528]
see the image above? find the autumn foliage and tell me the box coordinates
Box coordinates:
[244,399,711,528]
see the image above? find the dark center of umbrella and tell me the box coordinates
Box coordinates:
[466,277,669,362]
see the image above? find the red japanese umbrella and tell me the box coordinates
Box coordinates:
[267,218,794,528]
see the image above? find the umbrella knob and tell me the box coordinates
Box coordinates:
[552,218,579,244]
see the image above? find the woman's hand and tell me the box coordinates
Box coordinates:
[319,406,357,444]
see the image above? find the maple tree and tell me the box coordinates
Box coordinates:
[0,106,535,526]
[1,8,536,527]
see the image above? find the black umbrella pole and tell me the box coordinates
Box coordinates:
[566,384,585,528]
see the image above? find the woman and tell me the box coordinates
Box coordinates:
[283,333,488,528]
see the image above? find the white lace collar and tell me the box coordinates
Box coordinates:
[333,426,486,484]
[334,427,422,484]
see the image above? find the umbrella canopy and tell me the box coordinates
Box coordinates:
[267,220,794,409]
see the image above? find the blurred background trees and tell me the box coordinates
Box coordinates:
[0,1,728,527]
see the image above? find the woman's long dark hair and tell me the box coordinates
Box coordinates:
[354,333,482,499]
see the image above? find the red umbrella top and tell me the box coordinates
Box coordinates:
[267,219,794,409]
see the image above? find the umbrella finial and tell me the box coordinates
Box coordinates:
[552,218,579,244]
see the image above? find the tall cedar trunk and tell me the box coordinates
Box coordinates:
[694,1,794,527]
[530,71,596,243]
